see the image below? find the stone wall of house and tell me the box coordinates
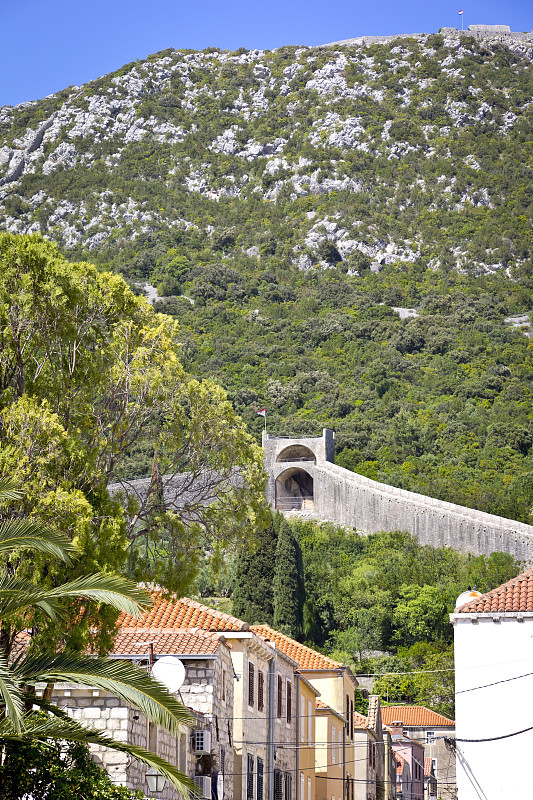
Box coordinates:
[263,430,533,562]
[179,650,235,800]
[52,685,204,800]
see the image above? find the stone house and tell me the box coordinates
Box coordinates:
[451,568,533,800]
[48,625,235,800]
[381,707,455,800]
[117,596,301,800]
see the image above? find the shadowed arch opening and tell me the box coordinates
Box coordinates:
[276,445,316,463]
[275,468,314,511]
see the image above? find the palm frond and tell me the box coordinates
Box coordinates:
[0,479,23,502]
[0,712,195,794]
[0,654,24,733]
[0,573,150,619]
[0,519,76,561]
[13,653,190,736]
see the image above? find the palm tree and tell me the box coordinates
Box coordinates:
[0,478,194,793]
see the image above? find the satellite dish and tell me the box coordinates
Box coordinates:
[151,656,186,693]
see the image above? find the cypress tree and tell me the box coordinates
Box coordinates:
[273,518,306,640]
[231,513,278,625]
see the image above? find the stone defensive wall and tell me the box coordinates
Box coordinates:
[264,429,533,563]
[326,26,533,47]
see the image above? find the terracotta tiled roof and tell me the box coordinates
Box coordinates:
[251,624,343,670]
[456,567,533,614]
[424,758,434,778]
[118,594,249,632]
[381,706,454,727]
[111,627,228,656]
[316,699,330,710]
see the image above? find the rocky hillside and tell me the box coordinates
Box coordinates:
[2,33,533,522]
[1,32,532,274]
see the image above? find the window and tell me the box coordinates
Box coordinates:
[284,772,292,800]
[247,754,254,800]
[257,757,264,800]
[426,730,435,743]
[307,700,312,743]
[350,699,354,740]
[307,777,311,800]
[258,671,264,712]
[277,675,283,718]
[338,729,342,766]
[300,773,305,800]
[331,727,336,764]
[432,758,438,774]
[227,721,232,747]
[222,669,226,702]
[215,714,220,741]
[286,681,292,723]
[300,695,306,742]
[248,663,255,707]
[274,769,282,800]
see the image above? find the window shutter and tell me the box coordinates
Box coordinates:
[248,663,255,707]
[257,757,264,800]
[274,769,283,800]
[247,754,254,800]
[300,695,306,742]
[331,727,336,764]
[286,681,292,723]
[277,675,283,718]
[284,772,292,800]
[258,671,264,712]
[307,700,312,744]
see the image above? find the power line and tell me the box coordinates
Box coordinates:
[454,725,533,743]
[455,670,533,694]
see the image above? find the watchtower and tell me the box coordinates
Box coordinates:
[262,428,335,512]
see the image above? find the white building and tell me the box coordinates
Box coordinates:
[450,569,533,800]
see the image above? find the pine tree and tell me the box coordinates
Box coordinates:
[231,513,279,625]
[273,518,306,640]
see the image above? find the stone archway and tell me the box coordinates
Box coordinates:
[276,445,316,463]
[275,468,314,511]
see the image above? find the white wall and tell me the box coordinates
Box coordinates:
[452,614,533,800]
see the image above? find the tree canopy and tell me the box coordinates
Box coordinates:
[0,233,267,603]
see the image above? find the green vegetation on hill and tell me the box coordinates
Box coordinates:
[225,516,521,717]
[1,37,533,520]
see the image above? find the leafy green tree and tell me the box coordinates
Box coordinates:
[273,518,305,640]
[391,584,452,647]
[0,739,144,800]
[0,233,268,596]
[232,511,279,625]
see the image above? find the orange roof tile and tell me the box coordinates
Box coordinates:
[381,706,454,727]
[353,711,369,729]
[395,753,406,776]
[251,625,343,671]
[111,627,228,657]
[457,567,533,614]
[424,758,434,778]
[316,699,331,710]
[118,594,249,633]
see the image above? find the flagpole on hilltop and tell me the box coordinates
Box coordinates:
[459,9,464,31]
[258,407,267,434]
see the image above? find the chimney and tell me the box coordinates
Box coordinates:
[389,720,404,736]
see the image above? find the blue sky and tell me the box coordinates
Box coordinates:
[2,0,531,107]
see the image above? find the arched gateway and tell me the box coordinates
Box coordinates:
[262,428,533,562]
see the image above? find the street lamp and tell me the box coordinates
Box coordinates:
[146,768,167,793]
